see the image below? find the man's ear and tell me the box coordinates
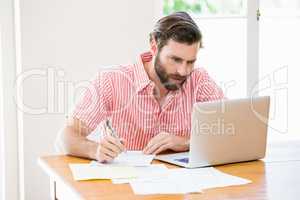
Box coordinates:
[150,36,158,55]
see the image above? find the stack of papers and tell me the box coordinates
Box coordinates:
[68,150,251,194]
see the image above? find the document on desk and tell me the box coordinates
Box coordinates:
[69,163,138,181]
[191,167,252,190]
[90,151,155,167]
[111,164,168,184]
[130,178,203,194]
[86,126,154,166]
[130,167,251,195]
[130,168,203,194]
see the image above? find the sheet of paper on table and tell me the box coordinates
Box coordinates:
[90,151,155,167]
[111,164,168,184]
[130,167,251,195]
[69,163,138,181]
[87,128,154,166]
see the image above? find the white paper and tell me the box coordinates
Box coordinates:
[90,151,155,167]
[87,124,155,167]
[69,163,137,181]
[130,179,203,194]
[112,164,168,184]
[187,168,252,190]
[129,167,251,195]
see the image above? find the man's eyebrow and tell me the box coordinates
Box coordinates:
[169,55,183,60]
[169,55,197,62]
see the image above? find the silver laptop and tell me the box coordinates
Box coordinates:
[155,96,270,168]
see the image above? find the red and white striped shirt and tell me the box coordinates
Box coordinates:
[72,52,225,150]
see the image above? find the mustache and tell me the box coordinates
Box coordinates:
[169,74,187,81]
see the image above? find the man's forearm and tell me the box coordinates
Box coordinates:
[60,126,98,160]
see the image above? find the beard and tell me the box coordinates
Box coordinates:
[154,52,187,91]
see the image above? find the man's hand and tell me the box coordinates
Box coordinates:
[94,135,126,163]
[143,132,189,155]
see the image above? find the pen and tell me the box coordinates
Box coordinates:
[105,119,117,138]
[105,119,126,151]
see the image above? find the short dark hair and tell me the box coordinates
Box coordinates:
[150,11,202,50]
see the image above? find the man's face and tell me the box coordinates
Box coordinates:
[154,39,200,91]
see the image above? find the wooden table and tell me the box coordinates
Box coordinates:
[38,141,300,200]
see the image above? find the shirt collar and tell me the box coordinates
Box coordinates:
[134,52,153,93]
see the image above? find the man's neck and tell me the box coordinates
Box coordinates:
[143,60,169,100]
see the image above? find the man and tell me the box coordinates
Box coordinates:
[59,12,225,163]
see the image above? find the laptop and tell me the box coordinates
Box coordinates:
[155,96,270,168]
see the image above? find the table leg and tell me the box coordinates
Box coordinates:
[50,178,57,200]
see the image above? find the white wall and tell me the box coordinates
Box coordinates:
[18,0,155,199]
[0,28,5,200]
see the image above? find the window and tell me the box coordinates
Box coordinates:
[163,0,249,98]
[161,0,299,139]
[163,0,247,16]
[259,0,300,138]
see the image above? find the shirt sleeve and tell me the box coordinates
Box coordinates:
[195,68,225,102]
[72,71,113,130]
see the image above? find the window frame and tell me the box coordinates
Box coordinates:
[0,0,22,199]
[0,29,5,200]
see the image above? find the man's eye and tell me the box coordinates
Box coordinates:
[173,58,181,63]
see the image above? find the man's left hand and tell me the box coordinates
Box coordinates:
[143,132,189,155]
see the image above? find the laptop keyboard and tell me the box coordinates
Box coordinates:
[174,157,189,163]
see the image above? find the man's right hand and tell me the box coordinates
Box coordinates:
[95,135,126,163]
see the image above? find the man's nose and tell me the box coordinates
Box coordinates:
[176,64,191,77]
